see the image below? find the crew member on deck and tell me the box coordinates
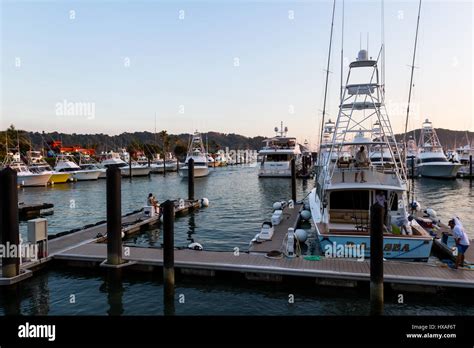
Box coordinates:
[354,146,370,183]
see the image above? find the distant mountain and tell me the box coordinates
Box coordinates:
[395,128,474,150]
[12,129,266,155]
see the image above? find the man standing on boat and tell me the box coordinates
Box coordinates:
[448,217,470,269]
[354,146,370,183]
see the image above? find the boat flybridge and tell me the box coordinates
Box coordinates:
[3,152,52,187]
[258,122,301,178]
[309,49,433,261]
[179,131,210,178]
[415,119,462,179]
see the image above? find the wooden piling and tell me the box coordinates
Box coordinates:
[188,158,195,201]
[163,156,166,176]
[128,153,132,179]
[162,200,175,315]
[470,155,472,180]
[291,158,296,202]
[370,202,384,315]
[106,166,122,265]
[0,168,20,278]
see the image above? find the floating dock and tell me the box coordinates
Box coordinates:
[18,202,54,220]
[3,199,474,292]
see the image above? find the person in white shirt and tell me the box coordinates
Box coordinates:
[354,146,370,183]
[448,217,470,269]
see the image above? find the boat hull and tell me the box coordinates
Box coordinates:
[72,170,102,181]
[179,166,209,178]
[416,163,462,179]
[49,172,71,184]
[17,173,52,187]
[318,234,433,261]
[120,166,151,177]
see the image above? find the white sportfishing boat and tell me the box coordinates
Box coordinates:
[78,154,107,178]
[415,119,462,179]
[258,122,301,177]
[4,152,52,187]
[179,131,209,178]
[54,154,102,181]
[100,151,151,177]
[455,136,474,178]
[308,50,433,261]
[27,150,71,184]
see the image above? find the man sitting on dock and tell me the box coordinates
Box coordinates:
[448,217,470,269]
[354,146,370,183]
[147,193,160,214]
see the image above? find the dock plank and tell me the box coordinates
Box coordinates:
[54,242,474,289]
[249,203,303,254]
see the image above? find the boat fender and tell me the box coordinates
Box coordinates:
[273,201,282,210]
[295,229,308,243]
[300,210,312,221]
[200,198,210,207]
[188,242,203,251]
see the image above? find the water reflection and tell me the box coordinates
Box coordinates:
[99,270,124,316]
[1,284,21,315]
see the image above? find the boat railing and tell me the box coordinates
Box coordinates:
[328,165,401,185]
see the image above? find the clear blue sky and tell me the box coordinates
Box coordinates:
[1,0,472,148]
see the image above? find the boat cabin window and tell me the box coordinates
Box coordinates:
[265,154,290,162]
[420,157,448,163]
[329,190,369,210]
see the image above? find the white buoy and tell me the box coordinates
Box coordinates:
[200,198,210,207]
[121,231,125,239]
[273,201,282,210]
[300,210,311,221]
[294,229,308,243]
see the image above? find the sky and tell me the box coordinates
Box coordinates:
[0,0,472,149]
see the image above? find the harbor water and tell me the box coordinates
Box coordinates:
[3,165,474,315]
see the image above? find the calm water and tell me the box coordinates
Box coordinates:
[5,165,474,315]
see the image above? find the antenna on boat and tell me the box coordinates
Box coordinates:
[340,0,345,102]
[381,0,385,93]
[317,0,336,171]
[403,0,422,160]
[403,0,422,205]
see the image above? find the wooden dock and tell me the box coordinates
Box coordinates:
[249,203,303,254]
[0,199,201,284]
[4,199,474,292]
[18,202,54,220]
[53,243,474,289]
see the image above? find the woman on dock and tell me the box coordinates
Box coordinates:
[147,193,160,214]
[448,217,470,269]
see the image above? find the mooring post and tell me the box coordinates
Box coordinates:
[128,153,132,179]
[470,155,472,180]
[176,158,180,172]
[188,158,195,201]
[0,168,20,278]
[302,156,307,176]
[106,268,124,316]
[162,200,175,315]
[163,155,166,177]
[106,166,122,265]
[370,202,384,315]
[291,158,296,202]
